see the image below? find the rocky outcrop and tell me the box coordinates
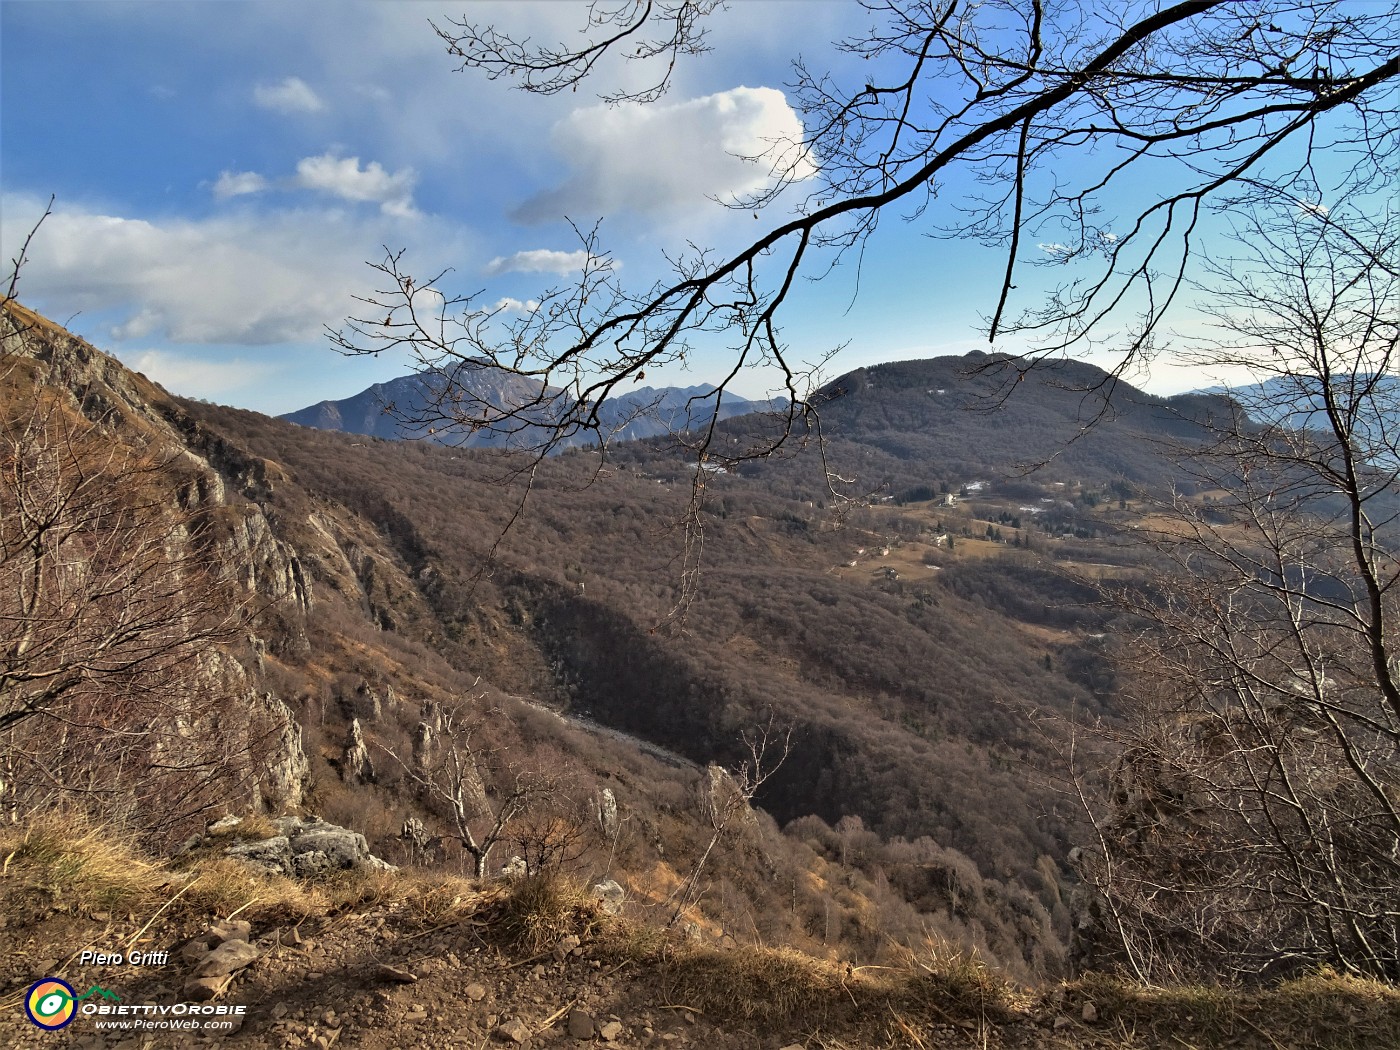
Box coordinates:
[597,787,619,838]
[412,721,435,770]
[205,815,396,877]
[4,301,313,627]
[342,679,396,722]
[252,692,311,811]
[215,507,312,615]
[342,718,375,784]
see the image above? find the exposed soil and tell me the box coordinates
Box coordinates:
[0,877,1092,1050]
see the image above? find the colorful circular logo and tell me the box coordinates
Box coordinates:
[25,978,77,1030]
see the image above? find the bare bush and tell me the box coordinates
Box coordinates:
[1076,196,1400,981]
[379,702,565,878]
[0,359,252,845]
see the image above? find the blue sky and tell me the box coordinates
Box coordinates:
[0,1,1313,415]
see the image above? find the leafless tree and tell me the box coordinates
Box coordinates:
[334,1,1400,464]
[3,194,52,316]
[668,717,790,927]
[380,705,560,878]
[0,324,254,844]
[1074,195,1400,981]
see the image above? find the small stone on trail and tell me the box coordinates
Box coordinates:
[182,975,230,1001]
[194,939,260,978]
[566,1008,595,1039]
[374,963,418,983]
[495,1018,532,1043]
[1081,1000,1098,1023]
[210,919,252,945]
[465,982,488,1001]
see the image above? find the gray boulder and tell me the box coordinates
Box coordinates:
[209,814,396,877]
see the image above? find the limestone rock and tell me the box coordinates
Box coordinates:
[180,938,213,965]
[412,721,435,770]
[597,788,618,838]
[216,815,396,878]
[340,718,374,784]
[346,680,384,722]
[555,934,582,960]
[194,939,260,978]
[591,879,625,915]
[224,835,293,874]
[210,920,252,946]
[254,693,311,810]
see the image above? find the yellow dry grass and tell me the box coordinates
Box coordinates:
[4,812,1398,1049]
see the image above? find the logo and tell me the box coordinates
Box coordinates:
[25,978,77,1030]
[23,979,120,1030]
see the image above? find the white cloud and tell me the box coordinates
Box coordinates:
[127,349,277,400]
[253,76,325,114]
[212,170,268,199]
[515,86,814,223]
[490,297,540,314]
[484,249,594,276]
[293,153,418,218]
[0,195,434,346]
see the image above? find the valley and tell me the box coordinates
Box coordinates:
[6,296,1399,1044]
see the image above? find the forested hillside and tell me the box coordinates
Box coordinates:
[13,302,1182,980]
[187,341,1222,977]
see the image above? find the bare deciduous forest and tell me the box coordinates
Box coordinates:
[3,7,1399,1038]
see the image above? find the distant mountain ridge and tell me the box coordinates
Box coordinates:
[1196,374,1400,431]
[281,363,781,449]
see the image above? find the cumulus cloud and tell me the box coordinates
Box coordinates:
[0,195,416,346]
[489,297,540,315]
[294,153,418,218]
[484,249,594,276]
[127,349,277,400]
[212,170,268,199]
[253,76,325,114]
[515,86,814,223]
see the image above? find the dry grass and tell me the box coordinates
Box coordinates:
[897,939,1021,1022]
[493,872,599,955]
[663,943,849,1022]
[204,812,280,840]
[4,813,1398,1049]
[1,811,163,914]
[1059,970,1400,1050]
